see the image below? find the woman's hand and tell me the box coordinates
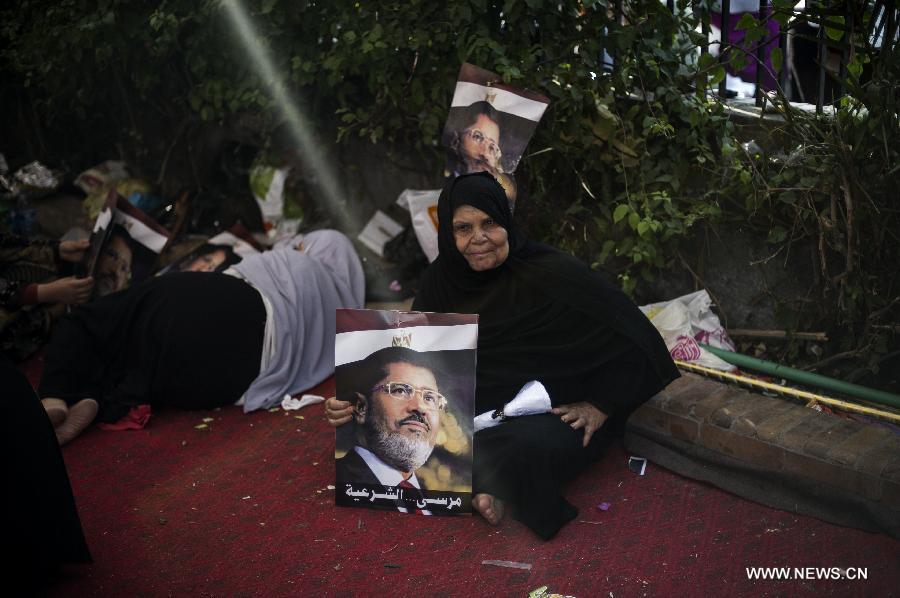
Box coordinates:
[551,401,609,448]
[325,396,354,427]
[36,276,94,305]
[58,239,91,263]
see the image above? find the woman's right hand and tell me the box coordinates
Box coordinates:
[325,396,354,427]
[36,276,94,305]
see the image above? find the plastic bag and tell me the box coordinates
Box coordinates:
[356,210,403,257]
[640,289,735,371]
[74,160,129,194]
[249,163,289,237]
[396,189,440,262]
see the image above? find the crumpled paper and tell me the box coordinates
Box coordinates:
[474,380,551,432]
[1,160,60,198]
[281,394,326,411]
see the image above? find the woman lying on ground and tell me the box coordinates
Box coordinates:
[39,229,364,445]
[326,173,678,539]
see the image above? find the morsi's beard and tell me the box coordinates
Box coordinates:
[365,414,435,473]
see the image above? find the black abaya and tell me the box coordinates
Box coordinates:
[1,355,91,585]
[39,272,266,422]
[413,172,679,539]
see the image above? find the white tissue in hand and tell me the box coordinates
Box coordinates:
[473,380,552,432]
[281,394,326,411]
[503,380,552,416]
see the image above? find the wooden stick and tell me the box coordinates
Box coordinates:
[675,361,900,424]
[728,329,828,341]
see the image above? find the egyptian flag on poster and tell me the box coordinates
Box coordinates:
[334,309,478,516]
[440,63,550,209]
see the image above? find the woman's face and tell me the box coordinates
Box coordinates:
[185,248,227,272]
[452,205,509,271]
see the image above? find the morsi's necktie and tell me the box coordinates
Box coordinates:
[397,479,425,515]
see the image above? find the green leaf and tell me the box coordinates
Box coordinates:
[767,226,787,244]
[590,118,614,141]
[599,239,616,263]
[771,47,783,74]
[627,212,640,230]
[735,13,757,31]
[596,102,617,123]
[698,52,717,71]
[825,16,845,41]
[710,66,725,86]
[611,138,638,158]
[613,204,629,223]
[730,53,748,73]
[637,220,650,236]
[772,9,791,27]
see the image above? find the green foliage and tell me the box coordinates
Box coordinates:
[717,1,899,374]
[1,0,897,371]
[1,0,735,291]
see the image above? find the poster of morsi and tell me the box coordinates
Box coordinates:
[334,308,477,516]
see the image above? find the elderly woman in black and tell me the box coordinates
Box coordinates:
[327,172,678,539]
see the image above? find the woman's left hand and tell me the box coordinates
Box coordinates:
[551,402,609,448]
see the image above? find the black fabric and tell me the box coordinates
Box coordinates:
[413,172,678,413]
[473,345,663,539]
[0,355,91,585]
[412,172,680,538]
[39,272,266,422]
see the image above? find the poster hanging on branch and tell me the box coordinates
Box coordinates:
[441,62,550,211]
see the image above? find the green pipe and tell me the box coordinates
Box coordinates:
[698,343,900,411]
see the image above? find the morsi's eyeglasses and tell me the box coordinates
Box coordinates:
[371,381,447,412]
[461,129,501,158]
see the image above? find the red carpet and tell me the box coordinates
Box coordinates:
[42,375,900,597]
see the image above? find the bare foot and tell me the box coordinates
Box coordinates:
[55,398,98,446]
[41,398,69,428]
[472,493,505,526]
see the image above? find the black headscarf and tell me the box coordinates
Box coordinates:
[413,172,678,414]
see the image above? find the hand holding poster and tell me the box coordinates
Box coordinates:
[334,309,477,516]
